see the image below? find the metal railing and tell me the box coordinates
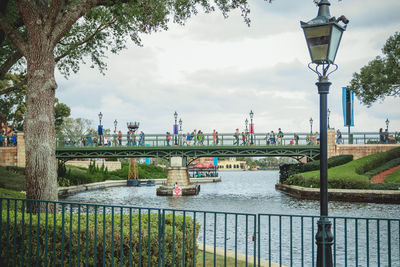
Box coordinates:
[1,197,399,266]
[55,131,399,148]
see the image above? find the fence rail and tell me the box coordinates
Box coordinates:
[1,197,399,266]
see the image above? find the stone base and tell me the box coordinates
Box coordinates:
[156,184,200,196]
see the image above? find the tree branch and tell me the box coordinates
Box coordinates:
[55,18,117,62]
[0,11,28,55]
[0,78,26,96]
[0,50,22,80]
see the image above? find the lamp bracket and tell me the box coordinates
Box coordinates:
[308,62,338,78]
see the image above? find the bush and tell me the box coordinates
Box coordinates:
[110,163,167,180]
[5,166,25,175]
[280,155,353,183]
[364,158,400,178]
[1,210,199,266]
[369,183,400,190]
[355,147,400,174]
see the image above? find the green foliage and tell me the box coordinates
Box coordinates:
[0,210,199,266]
[280,155,353,182]
[0,188,25,199]
[348,32,400,106]
[355,147,400,174]
[110,162,167,180]
[0,166,25,191]
[364,158,400,178]
[287,147,400,189]
[385,168,400,184]
[369,182,400,190]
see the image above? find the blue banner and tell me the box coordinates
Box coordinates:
[145,158,150,164]
[173,124,179,134]
[342,87,354,126]
[98,125,103,135]
[213,157,218,166]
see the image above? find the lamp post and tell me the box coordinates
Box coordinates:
[174,111,178,145]
[310,117,313,135]
[249,110,254,145]
[98,112,103,146]
[301,1,347,266]
[245,118,248,131]
[113,119,118,146]
[179,118,183,146]
[385,118,389,132]
[327,109,331,129]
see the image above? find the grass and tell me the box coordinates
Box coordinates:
[385,168,400,184]
[196,251,249,267]
[288,147,400,189]
[0,166,25,191]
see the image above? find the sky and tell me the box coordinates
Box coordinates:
[55,0,400,134]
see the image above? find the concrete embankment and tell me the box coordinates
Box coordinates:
[58,177,221,198]
[198,243,286,267]
[275,183,400,204]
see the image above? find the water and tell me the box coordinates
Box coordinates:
[65,171,399,218]
[65,171,400,266]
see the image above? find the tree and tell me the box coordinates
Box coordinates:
[0,0,256,202]
[348,32,400,106]
[59,117,92,145]
[0,74,70,131]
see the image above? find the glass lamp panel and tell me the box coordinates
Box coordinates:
[304,25,331,62]
[328,25,343,63]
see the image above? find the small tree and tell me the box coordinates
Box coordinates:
[348,32,400,106]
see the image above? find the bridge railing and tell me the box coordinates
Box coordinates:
[56,132,319,148]
[1,198,399,266]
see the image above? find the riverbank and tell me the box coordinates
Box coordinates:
[59,177,221,197]
[275,183,400,204]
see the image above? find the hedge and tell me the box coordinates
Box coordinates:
[364,158,400,178]
[279,154,353,183]
[385,168,400,184]
[1,210,199,266]
[355,147,400,174]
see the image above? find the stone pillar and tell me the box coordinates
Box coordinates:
[156,156,200,196]
[16,132,26,168]
[327,129,336,159]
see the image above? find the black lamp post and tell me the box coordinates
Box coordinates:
[179,118,182,132]
[98,112,103,145]
[327,109,331,129]
[249,110,254,145]
[385,118,389,132]
[310,117,313,135]
[179,118,183,145]
[301,1,347,266]
[113,119,118,146]
[174,111,178,145]
[245,118,248,131]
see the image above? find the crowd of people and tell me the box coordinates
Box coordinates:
[0,129,17,147]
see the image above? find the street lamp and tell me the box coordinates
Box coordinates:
[179,118,182,132]
[113,119,118,146]
[301,1,347,266]
[327,109,331,129]
[174,111,178,145]
[98,112,103,146]
[245,118,248,131]
[385,118,389,131]
[309,117,313,135]
[249,110,254,145]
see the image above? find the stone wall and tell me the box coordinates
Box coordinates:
[0,147,17,167]
[65,160,121,171]
[334,144,400,160]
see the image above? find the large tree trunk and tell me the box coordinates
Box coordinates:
[24,44,58,203]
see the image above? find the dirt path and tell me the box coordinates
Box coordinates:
[370,166,400,183]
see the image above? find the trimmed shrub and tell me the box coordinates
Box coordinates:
[5,166,25,175]
[385,168,400,184]
[1,210,199,266]
[355,147,400,174]
[110,163,167,180]
[364,158,400,178]
[369,183,400,190]
[280,155,353,183]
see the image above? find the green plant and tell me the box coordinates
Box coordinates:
[364,158,400,178]
[355,147,400,174]
[385,168,400,184]
[369,183,400,190]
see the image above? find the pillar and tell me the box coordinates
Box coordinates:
[327,128,336,158]
[16,132,26,168]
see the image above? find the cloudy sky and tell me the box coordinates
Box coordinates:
[56,0,400,134]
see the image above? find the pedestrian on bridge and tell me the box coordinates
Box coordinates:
[166,132,171,146]
[234,128,240,145]
[277,128,284,145]
[139,131,145,146]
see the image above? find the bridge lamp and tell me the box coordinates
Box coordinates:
[249,110,254,145]
[301,1,348,266]
[245,118,248,131]
[98,112,103,125]
[174,111,178,145]
[385,118,389,131]
[114,119,118,131]
[179,118,182,132]
[309,117,313,135]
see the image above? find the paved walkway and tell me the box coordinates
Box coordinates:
[370,165,400,183]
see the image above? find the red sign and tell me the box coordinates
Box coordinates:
[249,123,255,134]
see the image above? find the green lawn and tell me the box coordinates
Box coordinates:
[0,166,25,192]
[385,168,400,184]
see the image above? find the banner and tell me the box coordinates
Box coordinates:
[213,157,218,167]
[173,124,179,134]
[98,125,103,135]
[342,87,354,126]
[145,158,150,164]
[249,123,255,134]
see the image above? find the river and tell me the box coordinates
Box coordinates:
[65,171,399,266]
